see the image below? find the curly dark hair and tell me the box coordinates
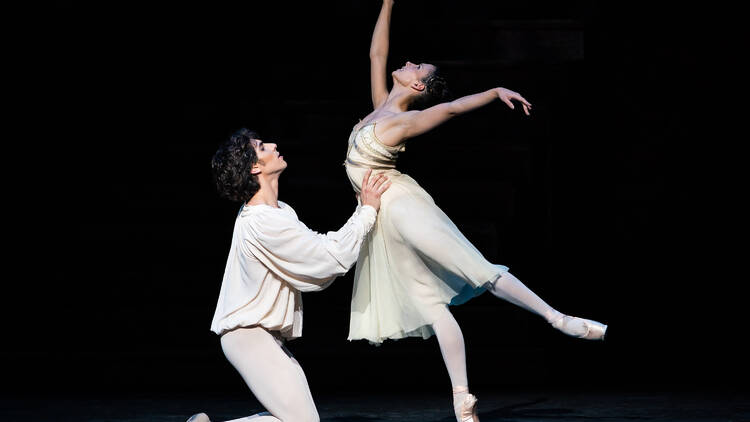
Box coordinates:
[211,128,261,203]
[408,67,449,110]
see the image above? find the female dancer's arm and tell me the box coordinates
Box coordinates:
[369,0,394,109]
[377,88,533,145]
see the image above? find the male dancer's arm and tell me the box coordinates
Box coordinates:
[369,0,394,109]
[244,206,373,292]
[245,171,389,292]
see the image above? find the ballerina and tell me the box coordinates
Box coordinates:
[344,2,607,421]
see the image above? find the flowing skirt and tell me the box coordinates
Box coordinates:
[346,165,508,344]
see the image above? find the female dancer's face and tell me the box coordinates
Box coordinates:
[250,139,287,175]
[392,61,436,90]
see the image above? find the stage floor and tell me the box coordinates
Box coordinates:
[3,391,747,421]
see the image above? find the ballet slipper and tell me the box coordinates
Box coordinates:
[186,413,210,422]
[550,315,607,340]
[453,386,479,422]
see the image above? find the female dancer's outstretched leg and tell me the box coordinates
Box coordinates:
[488,272,607,339]
[432,271,607,422]
[389,196,607,341]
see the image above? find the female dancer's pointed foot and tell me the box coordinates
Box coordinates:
[550,315,607,340]
[453,386,479,422]
[186,413,210,422]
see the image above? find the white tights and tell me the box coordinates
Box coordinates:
[432,271,578,420]
[487,271,563,323]
[219,326,320,422]
[216,273,585,422]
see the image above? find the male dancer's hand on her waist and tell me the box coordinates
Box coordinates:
[360,169,391,212]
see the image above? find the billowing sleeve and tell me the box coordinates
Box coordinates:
[242,204,376,292]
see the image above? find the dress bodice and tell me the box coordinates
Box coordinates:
[345,122,405,170]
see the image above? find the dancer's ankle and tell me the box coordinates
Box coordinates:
[546,310,564,324]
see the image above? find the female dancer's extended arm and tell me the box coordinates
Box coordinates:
[370,0,394,109]
[377,88,533,145]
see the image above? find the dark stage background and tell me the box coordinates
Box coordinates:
[10,0,743,402]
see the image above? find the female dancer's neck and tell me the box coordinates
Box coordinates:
[383,87,413,112]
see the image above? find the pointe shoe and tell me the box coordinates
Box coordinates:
[551,315,607,341]
[453,386,479,422]
[186,413,210,422]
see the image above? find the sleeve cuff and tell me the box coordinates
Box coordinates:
[358,205,377,233]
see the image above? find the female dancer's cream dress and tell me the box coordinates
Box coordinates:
[345,123,508,344]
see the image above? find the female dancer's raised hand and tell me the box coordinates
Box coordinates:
[495,87,533,116]
[359,169,391,212]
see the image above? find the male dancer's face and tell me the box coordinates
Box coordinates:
[251,139,287,175]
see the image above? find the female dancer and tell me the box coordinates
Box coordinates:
[345,2,607,421]
[190,128,390,422]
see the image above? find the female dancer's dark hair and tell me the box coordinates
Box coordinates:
[211,128,260,203]
[408,67,449,110]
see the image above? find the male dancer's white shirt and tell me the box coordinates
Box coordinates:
[210,201,376,338]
